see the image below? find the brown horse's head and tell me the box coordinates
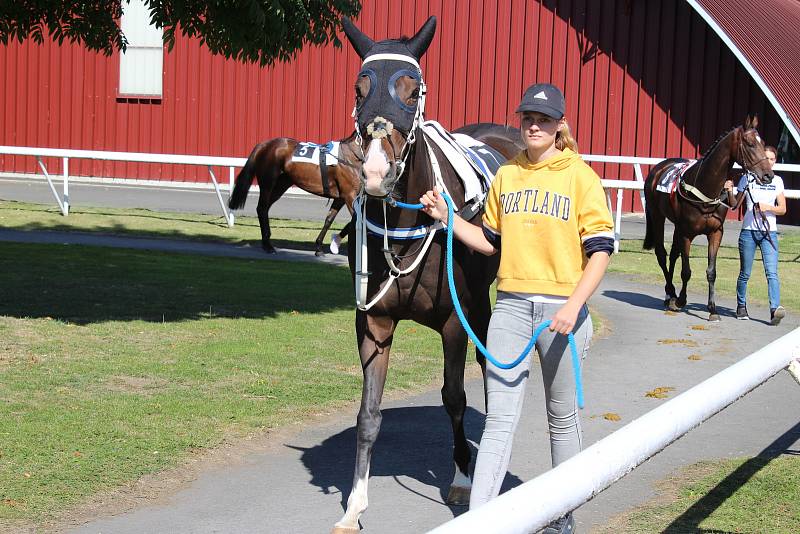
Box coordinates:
[736,116,774,184]
[342,16,436,198]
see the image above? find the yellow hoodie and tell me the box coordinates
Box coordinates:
[482,148,614,296]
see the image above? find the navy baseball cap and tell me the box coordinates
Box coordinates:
[516,83,565,119]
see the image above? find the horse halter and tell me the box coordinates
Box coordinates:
[351,53,427,198]
[735,127,772,185]
[342,16,435,199]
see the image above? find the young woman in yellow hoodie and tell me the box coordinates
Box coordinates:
[420,83,614,534]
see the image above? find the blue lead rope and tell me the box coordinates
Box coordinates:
[383,193,584,409]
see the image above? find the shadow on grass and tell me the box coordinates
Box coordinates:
[0,242,353,324]
[287,405,524,518]
[662,420,800,533]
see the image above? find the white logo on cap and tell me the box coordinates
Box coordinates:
[533,91,548,100]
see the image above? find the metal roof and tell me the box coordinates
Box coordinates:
[687,0,800,145]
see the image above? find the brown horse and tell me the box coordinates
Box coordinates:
[229,124,519,256]
[331,16,525,534]
[643,116,774,320]
[228,134,362,254]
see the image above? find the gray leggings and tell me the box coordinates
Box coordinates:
[470,292,592,509]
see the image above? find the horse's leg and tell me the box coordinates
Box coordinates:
[334,313,396,534]
[315,198,344,256]
[706,230,723,321]
[256,174,292,253]
[666,230,683,311]
[440,314,472,505]
[649,210,676,307]
[676,234,693,309]
[468,286,490,410]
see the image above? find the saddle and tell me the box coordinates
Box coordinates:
[656,160,695,194]
[291,141,342,196]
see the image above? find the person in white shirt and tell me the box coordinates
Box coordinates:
[724,146,787,325]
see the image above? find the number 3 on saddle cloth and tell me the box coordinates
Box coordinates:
[656,160,697,202]
[291,141,342,196]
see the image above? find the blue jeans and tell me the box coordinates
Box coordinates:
[737,230,780,310]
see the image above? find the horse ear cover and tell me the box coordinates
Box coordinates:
[341,17,374,59]
[405,16,437,59]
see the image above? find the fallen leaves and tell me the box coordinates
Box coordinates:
[657,338,698,347]
[645,386,676,399]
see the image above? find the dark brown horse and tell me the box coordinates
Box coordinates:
[229,125,516,256]
[643,116,773,320]
[332,17,523,534]
[228,135,362,254]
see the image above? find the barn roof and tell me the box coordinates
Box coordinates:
[688,0,800,146]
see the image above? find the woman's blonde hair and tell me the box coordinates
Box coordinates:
[556,120,578,152]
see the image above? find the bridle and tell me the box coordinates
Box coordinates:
[351,53,428,200]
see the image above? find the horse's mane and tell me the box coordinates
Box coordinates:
[698,126,737,161]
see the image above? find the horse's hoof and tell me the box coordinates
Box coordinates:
[676,298,687,308]
[261,246,277,254]
[315,249,326,257]
[709,313,721,322]
[446,485,470,505]
[667,299,680,312]
[331,526,359,534]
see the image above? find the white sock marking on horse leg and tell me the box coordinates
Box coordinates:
[335,466,370,530]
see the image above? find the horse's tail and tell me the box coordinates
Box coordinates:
[643,207,656,250]
[228,145,260,210]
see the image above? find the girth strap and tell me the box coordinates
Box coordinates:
[319,145,331,197]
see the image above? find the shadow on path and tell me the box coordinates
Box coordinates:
[286,405,525,517]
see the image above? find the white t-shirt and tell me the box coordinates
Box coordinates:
[736,174,784,231]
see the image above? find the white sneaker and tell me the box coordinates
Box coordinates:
[329,233,342,255]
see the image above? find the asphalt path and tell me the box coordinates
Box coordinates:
[2,176,800,533]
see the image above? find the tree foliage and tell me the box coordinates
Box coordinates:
[0,0,362,65]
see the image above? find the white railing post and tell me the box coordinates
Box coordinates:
[62,157,70,215]
[614,188,623,253]
[429,328,800,534]
[634,162,646,210]
[35,156,67,216]
[207,165,235,227]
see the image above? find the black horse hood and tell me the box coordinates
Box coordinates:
[342,16,437,136]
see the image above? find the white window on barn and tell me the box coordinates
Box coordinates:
[119,0,164,97]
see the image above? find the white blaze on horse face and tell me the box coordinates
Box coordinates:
[362,140,390,196]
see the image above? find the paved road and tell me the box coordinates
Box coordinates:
[3,176,800,533]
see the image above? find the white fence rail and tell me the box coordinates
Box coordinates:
[1,146,799,247]
[429,327,800,534]
[0,145,246,227]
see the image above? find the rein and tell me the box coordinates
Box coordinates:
[366,190,585,408]
[352,152,586,407]
[744,182,776,248]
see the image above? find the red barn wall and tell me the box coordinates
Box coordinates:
[0,0,790,218]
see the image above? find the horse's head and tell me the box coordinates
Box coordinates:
[342,16,436,198]
[736,115,774,185]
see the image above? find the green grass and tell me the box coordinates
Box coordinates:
[0,199,345,251]
[609,234,800,312]
[601,456,800,533]
[1,199,798,530]
[0,243,446,522]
